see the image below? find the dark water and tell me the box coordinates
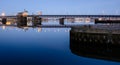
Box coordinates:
[0,26,120,65]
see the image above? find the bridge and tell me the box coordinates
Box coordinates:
[0,15,120,18]
[0,15,120,26]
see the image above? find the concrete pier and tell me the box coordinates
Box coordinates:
[1,18,7,24]
[38,18,42,25]
[70,25,120,61]
[59,18,64,25]
[33,17,42,26]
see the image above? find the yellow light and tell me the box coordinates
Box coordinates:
[85,18,90,23]
[6,22,11,25]
[22,12,28,17]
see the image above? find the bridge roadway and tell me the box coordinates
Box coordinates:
[0,15,120,18]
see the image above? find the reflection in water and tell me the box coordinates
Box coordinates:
[0,26,70,33]
[70,27,120,62]
[0,25,120,65]
[37,27,42,32]
[2,26,6,30]
[0,27,72,65]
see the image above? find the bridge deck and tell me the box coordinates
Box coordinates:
[0,15,120,18]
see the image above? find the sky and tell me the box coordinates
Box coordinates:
[0,0,120,15]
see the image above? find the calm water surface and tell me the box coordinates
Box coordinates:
[0,26,120,65]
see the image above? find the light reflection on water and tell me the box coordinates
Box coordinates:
[0,26,120,65]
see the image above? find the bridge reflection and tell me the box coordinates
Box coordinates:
[1,23,120,62]
[70,26,120,62]
[0,25,70,33]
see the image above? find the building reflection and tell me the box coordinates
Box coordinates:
[70,26,120,62]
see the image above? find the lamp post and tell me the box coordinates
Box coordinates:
[1,12,7,24]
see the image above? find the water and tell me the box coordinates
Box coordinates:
[0,26,120,65]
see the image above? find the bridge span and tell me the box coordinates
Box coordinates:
[0,15,120,26]
[0,15,120,18]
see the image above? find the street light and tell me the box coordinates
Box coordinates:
[1,12,5,16]
[22,11,28,17]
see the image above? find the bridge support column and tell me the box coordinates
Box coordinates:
[38,18,42,25]
[23,17,27,26]
[1,17,7,24]
[33,17,42,26]
[59,18,64,25]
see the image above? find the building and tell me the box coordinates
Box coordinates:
[17,10,28,26]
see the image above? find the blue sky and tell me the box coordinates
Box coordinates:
[0,0,120,15]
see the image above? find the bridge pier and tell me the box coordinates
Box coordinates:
[33,16,38,26]
[59,18,64,25]
[33,17,42,26]
[1,17,7,24]
[70,28,120,61]
[38,18,42,25]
